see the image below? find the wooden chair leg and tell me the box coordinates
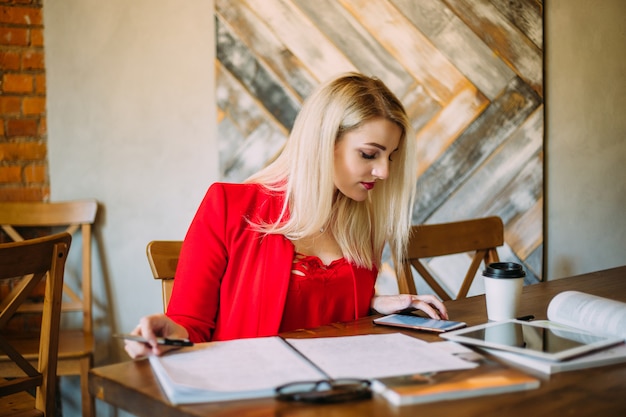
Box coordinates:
[80,356,95,417]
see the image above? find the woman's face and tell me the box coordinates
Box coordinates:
[333,117,401,202]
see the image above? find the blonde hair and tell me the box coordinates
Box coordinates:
[245,72,417,272]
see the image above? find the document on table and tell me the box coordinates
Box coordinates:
[149,336,324,404]
[149,333,476,404]
[286,333,476,380]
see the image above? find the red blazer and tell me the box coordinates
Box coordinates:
[166,182,376,342]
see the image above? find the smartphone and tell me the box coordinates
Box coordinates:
[114,334,193,347]
[373,314,467,333]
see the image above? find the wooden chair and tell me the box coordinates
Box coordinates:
[397,216,504,301]
[0,233,71,417]
[0,200,97,417]
[146,240,183,311]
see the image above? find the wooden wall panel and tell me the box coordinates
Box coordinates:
[215,0,544,295]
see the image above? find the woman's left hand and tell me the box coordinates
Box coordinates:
[371,294,448,320]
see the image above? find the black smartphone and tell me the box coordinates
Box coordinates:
[373,314,467,333]
[114,334,193,347]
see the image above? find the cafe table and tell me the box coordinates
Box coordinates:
[89,265,626,417]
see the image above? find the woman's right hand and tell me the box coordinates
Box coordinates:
[124,314,190,359]
[371,294,448,320]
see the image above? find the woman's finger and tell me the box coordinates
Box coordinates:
[411,299,440,319]
[124,340,151,359]
[410,295,449,320]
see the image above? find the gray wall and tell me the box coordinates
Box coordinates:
[545,0,626,279]
[44,1,216,415]
[43,0,625,416]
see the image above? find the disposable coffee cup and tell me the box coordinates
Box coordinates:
[483,262,525,321]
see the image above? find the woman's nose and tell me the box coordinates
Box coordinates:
[372,160,389,180]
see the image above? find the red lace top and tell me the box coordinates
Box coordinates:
[279,253,377,333]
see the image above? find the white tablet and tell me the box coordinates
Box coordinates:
[440,319,624,361]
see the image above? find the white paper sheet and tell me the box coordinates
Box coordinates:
[149,333,478,404]
[151,336,323,393]
[286,333,477,380]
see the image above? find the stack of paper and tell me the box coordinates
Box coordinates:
[148,333,477,405]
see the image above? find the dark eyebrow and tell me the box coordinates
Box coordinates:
[365,143,386,151]
[365,143,399,152]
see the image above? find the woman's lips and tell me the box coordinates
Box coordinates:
[361,182,375,190]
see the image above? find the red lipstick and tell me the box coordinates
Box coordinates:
[361,182,375,190]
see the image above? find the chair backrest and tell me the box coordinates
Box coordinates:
[397,216,504,301]
[0,232,71,416]
[0,200,97,333]
[146,240,183,311]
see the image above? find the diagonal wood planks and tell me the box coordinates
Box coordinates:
[215,0,544,294]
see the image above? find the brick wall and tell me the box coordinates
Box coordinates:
[0,0,48,202]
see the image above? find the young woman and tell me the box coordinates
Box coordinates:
[125,72,447,358]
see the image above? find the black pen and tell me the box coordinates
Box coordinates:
[516,315,535,321]
[114,334,194,347]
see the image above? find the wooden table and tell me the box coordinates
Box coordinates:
[89,266,626,417]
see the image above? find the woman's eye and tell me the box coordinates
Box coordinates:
[360,151,376,160]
